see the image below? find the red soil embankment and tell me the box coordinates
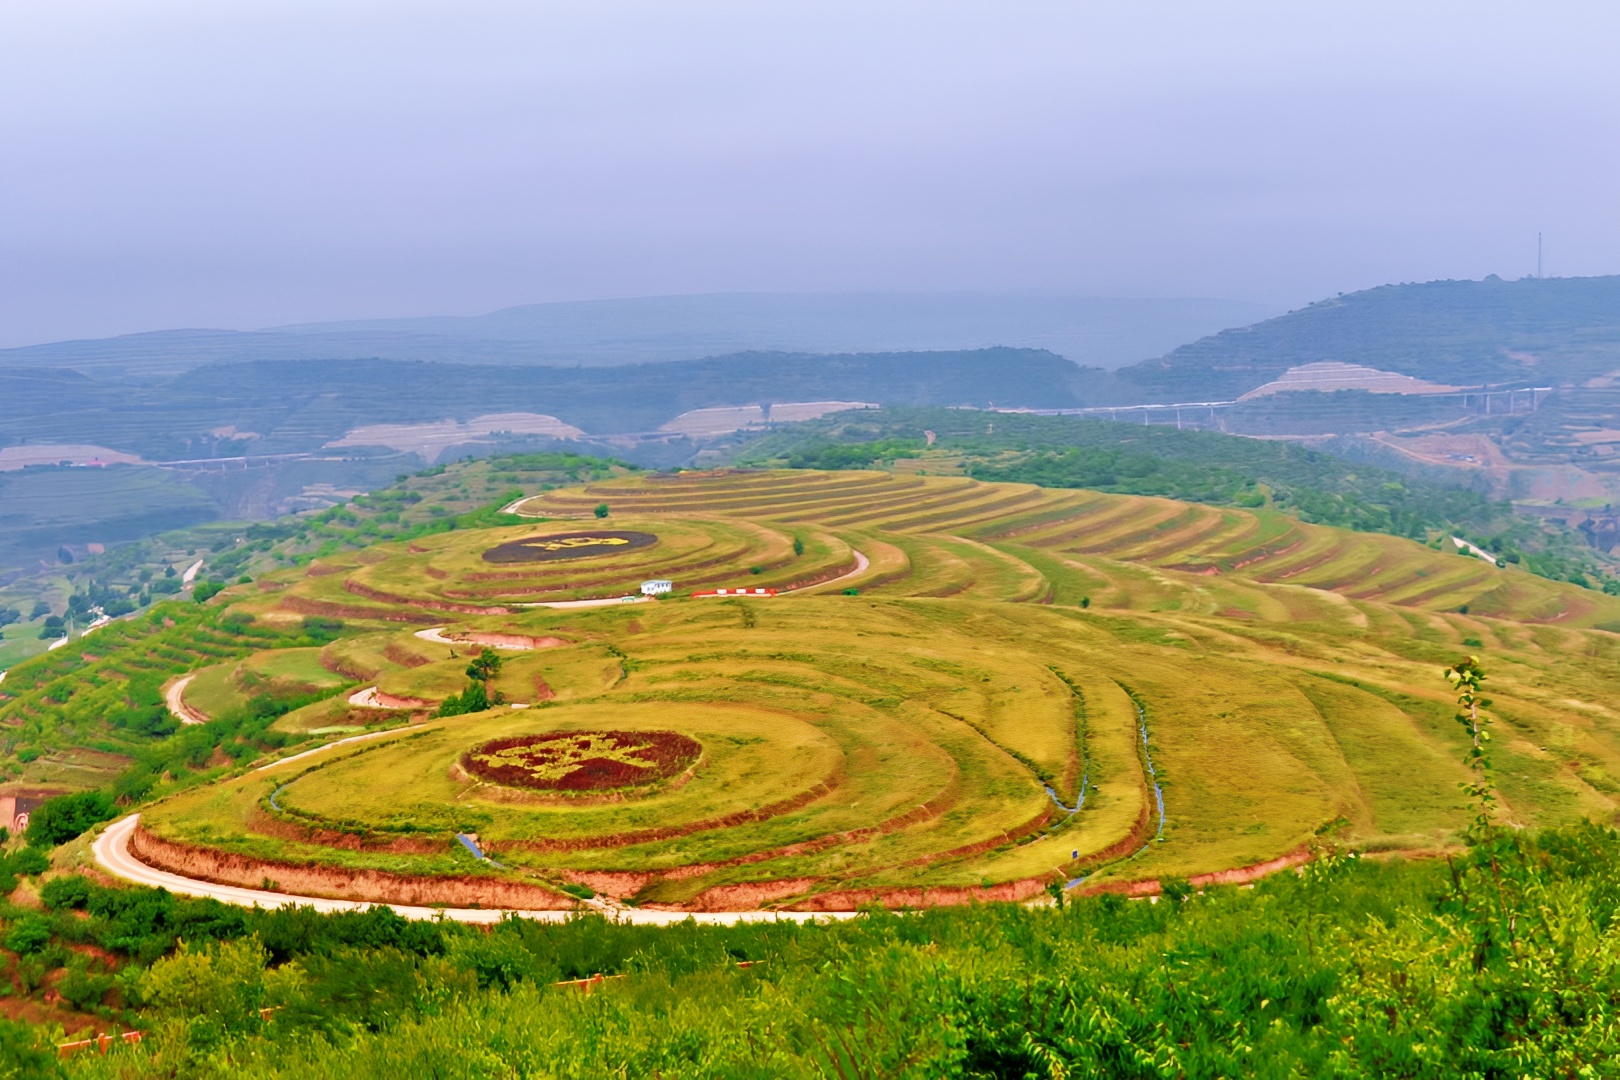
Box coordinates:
[790,876,1050,911]
[1076,846,1312,898]
[344,580,511,615]
[349,687,430,709]
[561,870,654,899]
[683,877,821,911]
[451,632,568,650]
[130,826,573,909]
[1066,797,1156,873]
[780,556,859,592]
[279,595,439,626]
[905,806,1054,867]
[512,773,842,853]
[382,643,432,668]
[595,788,956,893]
[247,810,443,854]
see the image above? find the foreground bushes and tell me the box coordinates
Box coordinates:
[9,822,1605,1077]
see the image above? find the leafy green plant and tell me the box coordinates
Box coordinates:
[25,790,117,847]
[1445,654,1495,840]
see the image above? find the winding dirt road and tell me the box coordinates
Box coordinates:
[98,541,882,923]
[92,815,848,925]
[163,675,207,725]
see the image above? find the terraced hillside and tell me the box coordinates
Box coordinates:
[523,470,1620,626]
[55,470,1620,913]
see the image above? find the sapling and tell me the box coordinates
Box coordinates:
[1445,653,1495,841]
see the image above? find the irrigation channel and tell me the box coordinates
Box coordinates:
[1064,688,1165,890]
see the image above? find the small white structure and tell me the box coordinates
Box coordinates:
[640,579,674,596]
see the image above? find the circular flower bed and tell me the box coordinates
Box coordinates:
[460,730,701,792]
[481,530,658,563]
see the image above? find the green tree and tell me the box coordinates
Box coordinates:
[0,1017,55,1079]
[435,680,489,718]
[593,503,610,519]
[465,648,503,688]
[1445,653,1495,840]
[25,789,117,847]
[139,937,272,1046]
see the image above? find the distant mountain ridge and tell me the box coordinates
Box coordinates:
[1112,275,1620,403]
[0,293,1268,376]
[0,348,1089,462]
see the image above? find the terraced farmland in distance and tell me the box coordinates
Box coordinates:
[129,470,1620,912]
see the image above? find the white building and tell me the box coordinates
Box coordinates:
[640,579,673,596]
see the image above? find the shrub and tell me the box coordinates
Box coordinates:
[302,616,345,639]
[4,915,52,954]
[593,503,609,519]
[40,875,93,911]
[0,1017,54,1078]
[435,680,490,718]
[7,847,49,877]
[193,580,225,603]
[57,955,115,1012]
[140,937,270,1044]
[25,790,118,847]
[447,933,555,991]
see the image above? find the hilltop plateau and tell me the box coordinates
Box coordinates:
[5,467,1620,921]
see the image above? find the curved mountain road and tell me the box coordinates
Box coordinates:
[164,675,207,725]
[99,539,883,923]
[93,814,851,926]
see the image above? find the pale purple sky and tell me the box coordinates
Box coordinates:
[1,1,1615,347]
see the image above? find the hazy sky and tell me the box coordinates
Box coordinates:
[2,1,1616,347]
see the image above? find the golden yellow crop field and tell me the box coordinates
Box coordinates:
[137,469,1620,911]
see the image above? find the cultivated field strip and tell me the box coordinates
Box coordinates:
[523,470,1615,624]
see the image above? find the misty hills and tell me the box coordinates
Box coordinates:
[1112,275,1620,402]
[0,293,1267,377]
[8,275,1620,465]
[6,274,1620,589]
[0,349,1090,462]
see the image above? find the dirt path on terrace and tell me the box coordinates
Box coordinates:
[163,675,207,725]
[347,686,431,709]
[414,628,568,650]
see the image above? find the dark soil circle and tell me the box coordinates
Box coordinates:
[481,530,658,564]
[461,730,701,791]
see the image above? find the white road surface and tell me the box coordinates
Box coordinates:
[1452,536,1505,566]
[164,675,206,725]
[93,815,850,926]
